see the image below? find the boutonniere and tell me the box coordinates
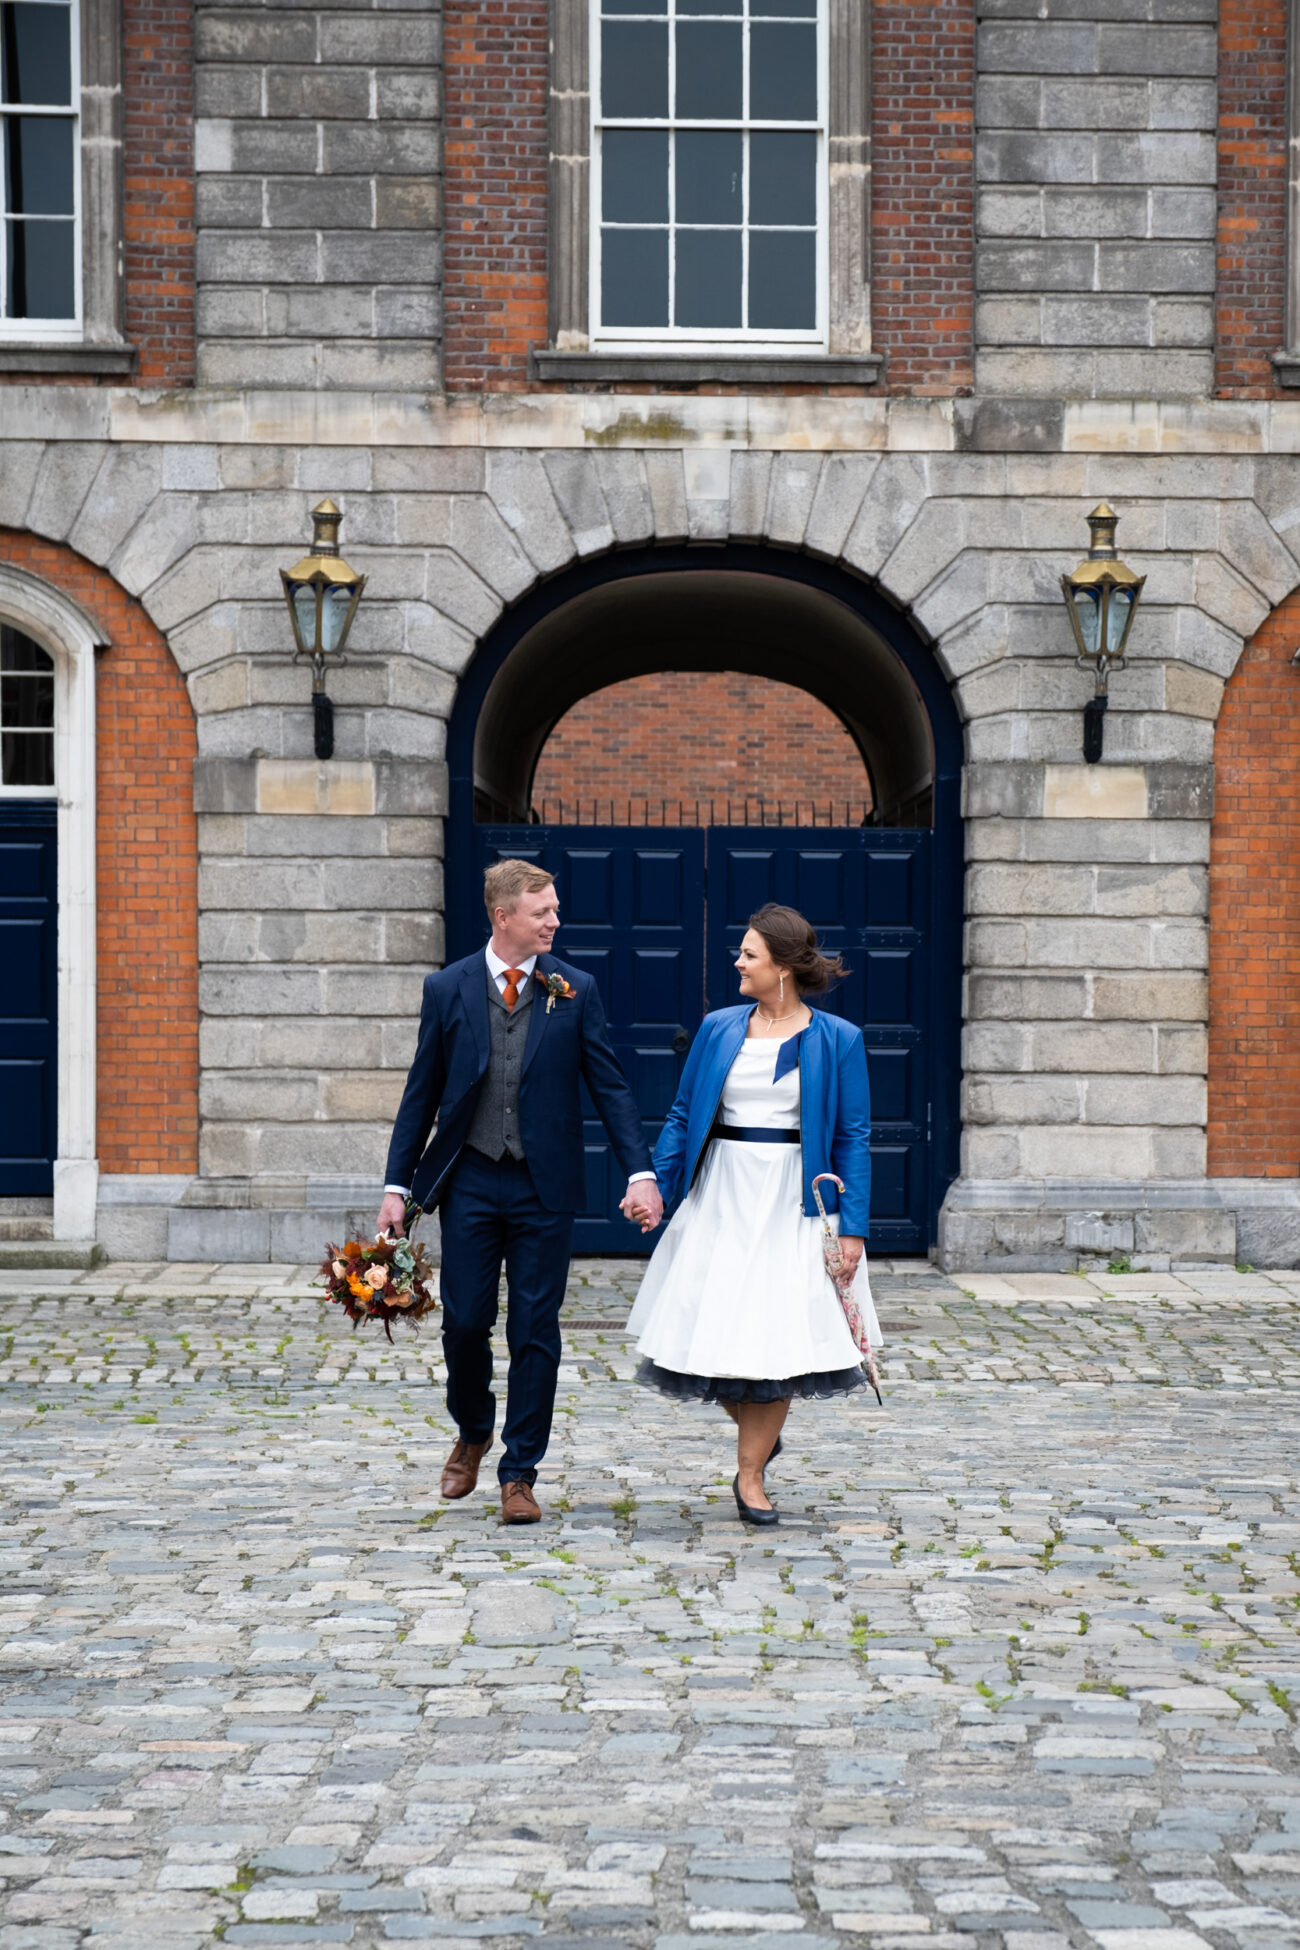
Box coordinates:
[536,969,578,1014]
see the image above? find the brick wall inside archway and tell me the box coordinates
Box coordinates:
[0,534,199,1174]
[1208,589,1300,1175]
[531,672,874,822]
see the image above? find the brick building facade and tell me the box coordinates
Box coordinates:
[7,0,1300,1266]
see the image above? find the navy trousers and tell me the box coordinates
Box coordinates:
[437,1146,575,1486]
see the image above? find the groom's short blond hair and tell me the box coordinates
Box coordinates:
[484,858,555,921]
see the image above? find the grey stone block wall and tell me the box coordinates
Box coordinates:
[193,0,442,390]
[975,0,1217,397]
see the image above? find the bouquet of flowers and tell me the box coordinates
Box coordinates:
[318,1226,437,1342]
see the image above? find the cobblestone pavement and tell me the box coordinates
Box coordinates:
[1,1258,1298,1950]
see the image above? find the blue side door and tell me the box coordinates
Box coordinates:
[476,827,706,1253]
[705,828,932,1254]
[0,803,57,1195]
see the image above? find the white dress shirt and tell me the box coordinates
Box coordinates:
[384,945,655,1195]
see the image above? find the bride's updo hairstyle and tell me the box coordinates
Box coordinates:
[748,904,848,995]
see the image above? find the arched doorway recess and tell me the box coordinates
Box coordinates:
[446,546,963,1257]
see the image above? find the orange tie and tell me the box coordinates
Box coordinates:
[503,968,525,1011]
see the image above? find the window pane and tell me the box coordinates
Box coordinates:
[1,674,53,726]
[750,131,815,225]
[675,226,740,327]
[602,0,666,11]
[675,21,741,119]
[1,627,53,673]
[750,22,816,119]
[602,224,668,326]
[601,20,668,117]
[1,730,54,786]
[4,115,75,214]
[751,0,816,14]
[676,130,740,225]
[603,129,668,223]
[1,2,71,105]
[5,216,74,317]
[748,227,815,328]
[678,0,740,12]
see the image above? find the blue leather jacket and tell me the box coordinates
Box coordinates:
[652,1004,872,1237]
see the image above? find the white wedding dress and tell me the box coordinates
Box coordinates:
[628,1037,883,1401]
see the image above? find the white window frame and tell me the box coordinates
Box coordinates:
[0,0,84,340]
[589,0,829,352]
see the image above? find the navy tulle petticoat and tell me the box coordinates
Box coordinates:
[634,1357,866,1405]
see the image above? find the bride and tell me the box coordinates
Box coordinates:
[621,903,881,1526]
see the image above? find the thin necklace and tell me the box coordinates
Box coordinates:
[756,1003,804,1033]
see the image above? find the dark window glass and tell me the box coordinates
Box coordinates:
[675,226,741,327]
[601,20,668,117]
[4,114,73,213]
[676,130,741,225]
[603,129,668,222]
[1,730,54,786]
[675,21,741,119]
[1,2,71,105]
[5,213,74,316]
[1,627,53,672]
[1,675,53,727]
[602,224,668,326]
[751,0,816,13]
[678,0,740,12]
[602,0,666,11]
[750,21,816,119]
[750,130,816,225]
[748,227,815,327]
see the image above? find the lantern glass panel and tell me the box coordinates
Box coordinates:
[1106,584,1134,657]
[292,582,318,652]
[1071,585,1102,658]
[322,584,353,653]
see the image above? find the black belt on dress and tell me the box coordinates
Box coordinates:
[713,1124,800,1144]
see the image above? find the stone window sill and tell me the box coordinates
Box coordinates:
[0,340,136,375]
[531,348,884,386]
[1272,349,1300,386]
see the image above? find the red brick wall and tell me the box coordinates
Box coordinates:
[871,0,976,396]
[1208,591,1300,1174]
[443,0,550,391]
[123,0,196,386]
[0,533,199,1172]
[531,672,873,821]
[1217,0,1288,397]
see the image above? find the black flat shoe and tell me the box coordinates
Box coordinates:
[733,1473,779,1527]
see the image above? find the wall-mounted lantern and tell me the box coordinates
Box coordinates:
[1060,502,1145,764]
[280,498,367,760]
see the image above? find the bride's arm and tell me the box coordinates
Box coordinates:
[650,1023,707,1209]
[829,1029,872,1242]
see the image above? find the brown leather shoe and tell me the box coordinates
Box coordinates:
[500,1480,541,1524]
[441,1437,493,1500]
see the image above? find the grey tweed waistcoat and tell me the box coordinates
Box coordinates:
[465,960,533,1162]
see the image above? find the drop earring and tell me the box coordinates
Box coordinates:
[779,974,785,1005]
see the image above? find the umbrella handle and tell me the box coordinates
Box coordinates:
[810,1171,845,1225]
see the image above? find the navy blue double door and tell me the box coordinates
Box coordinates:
[475,824,933,1256]
[0,803,58,1195]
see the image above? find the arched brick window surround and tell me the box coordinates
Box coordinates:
[0,534,199,1235]
[1208,588,1300,1174]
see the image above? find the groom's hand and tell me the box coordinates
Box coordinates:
[620,1181,664,1234]
[377,1191,407,1238]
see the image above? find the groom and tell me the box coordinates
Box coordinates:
[378,859,663,1523]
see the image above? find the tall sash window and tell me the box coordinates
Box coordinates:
[0,0,79,332]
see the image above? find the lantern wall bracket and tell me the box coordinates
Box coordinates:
[1060,503,1145,765]
[278,498,367,762]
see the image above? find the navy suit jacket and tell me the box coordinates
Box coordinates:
[384,950,654,1214]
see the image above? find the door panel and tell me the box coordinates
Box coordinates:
[474,823,932,1255]
[477,828,706,1254]
[0,805,57,1196]
[705,828,932,1254]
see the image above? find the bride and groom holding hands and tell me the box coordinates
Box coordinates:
[378,859,880,1528]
